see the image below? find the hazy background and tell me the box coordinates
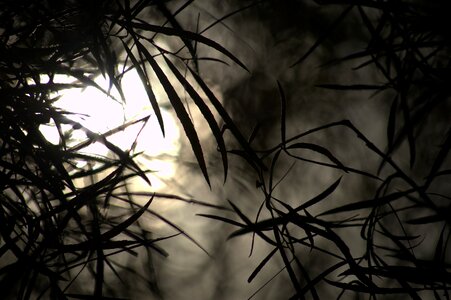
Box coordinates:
[3,0,448,299]
[124,2,404,300]
[134,1,450,299]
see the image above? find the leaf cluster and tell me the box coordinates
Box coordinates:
[202,1,451,299]
[0,0,249,298]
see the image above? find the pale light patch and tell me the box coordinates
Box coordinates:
[39,68,180,191]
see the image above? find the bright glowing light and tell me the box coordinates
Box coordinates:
[40,68,180,190]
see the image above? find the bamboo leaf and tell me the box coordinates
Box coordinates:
[316,84,387,90]
[101,196,154,241]
[91,130,150,185]
[156,1,199,71]
[135,41,210,186]
[247,247,278,283]
[278,81,287,146]
[294,177,342,212]
[434,225,446,263]
[286,142,346,169]
[228,201,277,245]
[248,123,260,145]
[187,66,266,171]
[197,213,244,228]
[406,213,447,225]
[121,20,249,71]
[121,41,165,136]
[319,189,415,216]
[387,95,398,149]
[148,209,210,256]
[163,54,228,181]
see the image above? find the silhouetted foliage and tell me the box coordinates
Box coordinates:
[1,0,450,299]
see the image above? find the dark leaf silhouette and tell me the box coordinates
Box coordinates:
[1,0,450,299]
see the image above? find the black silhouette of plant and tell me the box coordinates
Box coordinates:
[201,1,451,299]
[1,0,450,299]
[0,0,248,298]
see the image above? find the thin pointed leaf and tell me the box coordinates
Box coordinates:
[320,189,415,216]
[91,130,150,185]
[278,81,287,145]
[434,225,446,263]
[387,95,398,149]
[95,28,124,101]
[137,43,210,186]
[121,41,165,136]
[406,213,447,225]
[101,196,154,241]
[163,55,228,181]
[156,1,198,71]
[187,66,266,171]
[197,213,244,228]
[400,94,416,168]
[121,20,249,71]
[295,177,342,212]
[228,200,277,245]
[148,210,210,256]
[286,142,346,169]
[248,123,261,145]
[316,84,387,90]
[248,247,278,283]
[136,42,210,186]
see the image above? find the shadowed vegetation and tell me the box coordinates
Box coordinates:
[0,0,450,299]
